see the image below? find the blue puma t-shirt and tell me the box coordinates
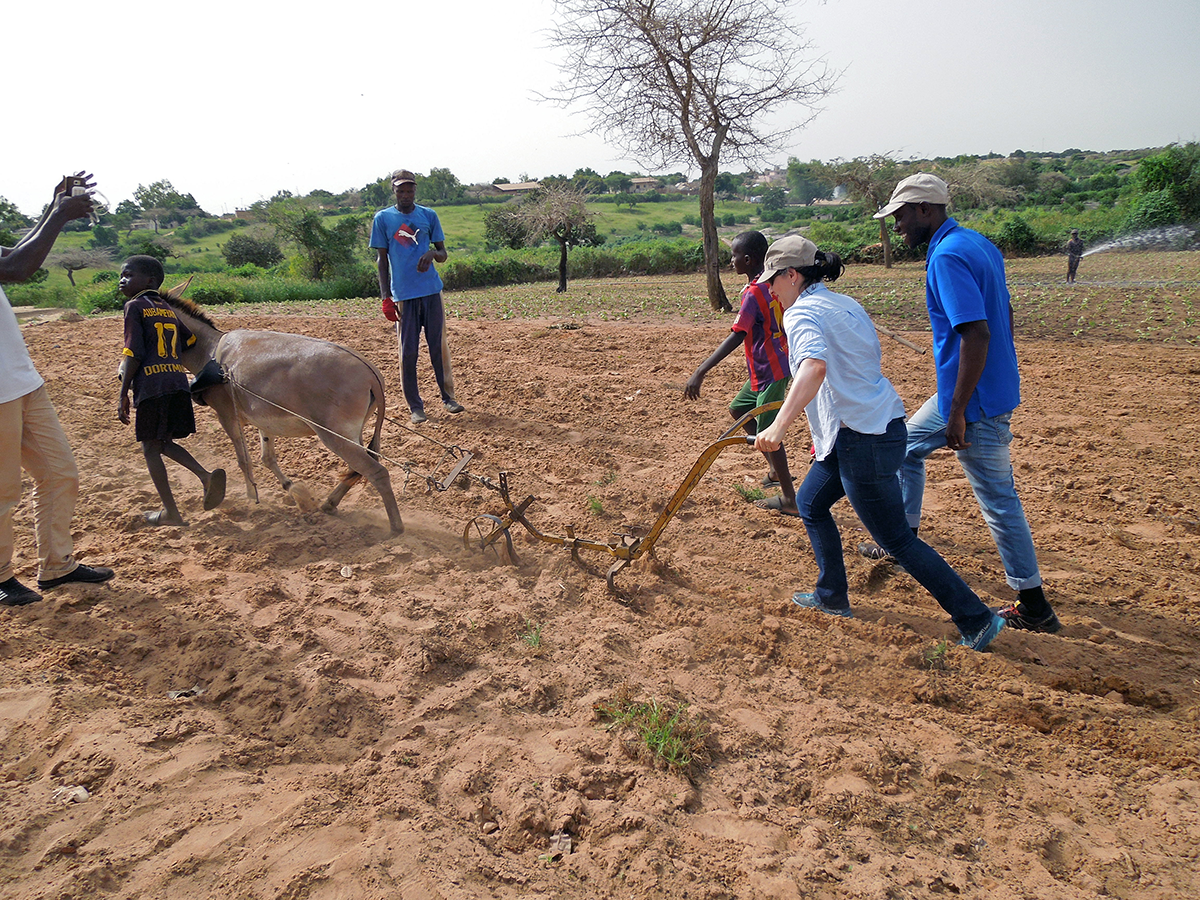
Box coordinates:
[370,203,445,301]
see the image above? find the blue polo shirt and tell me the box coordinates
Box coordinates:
[925,218,1021,422]
[370,204,445,301]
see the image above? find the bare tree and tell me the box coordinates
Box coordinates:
[546,0,836,311]
[932,160,1021,209]
[47,248,115,286]
[501,186,602,292]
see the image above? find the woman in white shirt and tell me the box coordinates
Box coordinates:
[753,235,1003,652]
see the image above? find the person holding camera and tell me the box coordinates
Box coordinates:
[1,173,115,607]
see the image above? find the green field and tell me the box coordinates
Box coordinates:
[30,197,767,292]
[59,250,1192,347]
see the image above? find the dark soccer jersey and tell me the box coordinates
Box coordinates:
[122,292,196,406]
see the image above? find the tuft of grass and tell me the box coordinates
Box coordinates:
[734,484,766,502]
[520,619,544,650]
[586,495,605,515]
[923,638,950,671]
[595,688,708,774]
[595,469,618,486]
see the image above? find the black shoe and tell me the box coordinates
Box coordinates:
[37,564,115,591]
[410,409,427,425]
[0,577,42,607]
[857,541,894,562]
[997,603,1062,634]
[444,400,465,414]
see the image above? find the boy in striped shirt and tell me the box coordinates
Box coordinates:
[684,231,797,515]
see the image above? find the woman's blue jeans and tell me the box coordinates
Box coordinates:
[796,417,993,635]
[900,395,1042,592]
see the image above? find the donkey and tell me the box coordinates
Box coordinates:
[160,288,404,535]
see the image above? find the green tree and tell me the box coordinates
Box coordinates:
[269,202,367,280]
[497,185,603,292]
[1136,143,1200,220]
[571,168,606,193]
[547,0,836,311]
[87,226,120,249]
[360,177,391,210]
[714,172,742,198]
[417,168,465,204]
[133,179,205,231]
[604,172,633,194]
[111,199,141,236]
[483,207,530,249]
[760,187,787,211]
[786,159,830,205]
[816,155,906,267]
[0,196,32,231]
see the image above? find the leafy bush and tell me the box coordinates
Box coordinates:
[121,233,173,261]
[5,282,77,307]
[994,215,1041,256]
[1122,189,1182,232]
[805,222,873,261]
[77,282,122,313]
[441,237,710,290]
[191,284,244,305]
[222,233,285,268]
[174,217,237,244]
[650,221,683,235]
[226,263,268,278]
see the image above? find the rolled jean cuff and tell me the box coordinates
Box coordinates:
[1007,572,1043,592]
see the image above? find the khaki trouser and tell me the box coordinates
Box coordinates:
[0,384,79,582]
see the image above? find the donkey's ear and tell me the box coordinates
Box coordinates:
[164,276,194,301]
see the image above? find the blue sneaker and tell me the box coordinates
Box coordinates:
[958,612,1005,652]
[791,592,852,618]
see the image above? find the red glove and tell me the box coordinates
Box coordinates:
[382,297,398,322]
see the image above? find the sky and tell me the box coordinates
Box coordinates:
[4,0,1198,217]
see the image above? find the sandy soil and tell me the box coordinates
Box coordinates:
[3,291,1199,900]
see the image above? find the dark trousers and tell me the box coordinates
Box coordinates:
[797,416,992,635]
[397,292,454,413]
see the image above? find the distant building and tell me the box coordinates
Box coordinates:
[753,167,788,188]
[630,177,662,194]
[487,181,542,196]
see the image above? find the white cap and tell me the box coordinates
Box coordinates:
[873,173,951,219]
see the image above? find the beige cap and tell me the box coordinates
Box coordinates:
[756,235,819,284]
[391,169,417,185]
[873,173,951,219]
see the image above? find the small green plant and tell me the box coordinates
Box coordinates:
[521,619,544,649]
[587,495,604,515]
[923,638,950,671]
[595,689,708,773]
[595,469,618,486]
[733,484,766,502]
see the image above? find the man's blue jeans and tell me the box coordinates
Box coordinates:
[796,417,993,635]
[900,394,1042,592]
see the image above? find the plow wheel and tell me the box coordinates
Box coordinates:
[463,514,517,565]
